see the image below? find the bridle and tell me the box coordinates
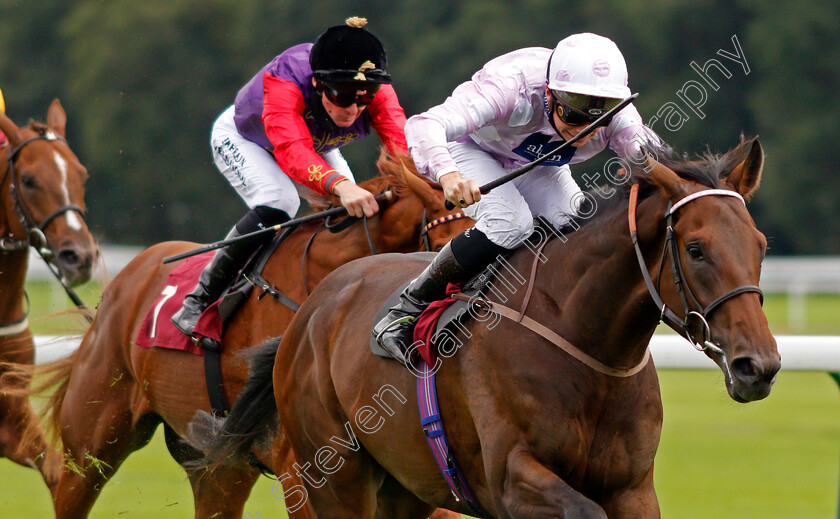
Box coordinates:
[2,132,87,254]
[1,131,92,321]
[629,184,763,354]
[420,210,468,251]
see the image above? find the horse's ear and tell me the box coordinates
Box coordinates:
[646,154,690,202]
[47,99,67,138]
[0,110,22,148]
[399,156,440,209]
[725,138,763,200]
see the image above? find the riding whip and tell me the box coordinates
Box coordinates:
[163,190,393,264]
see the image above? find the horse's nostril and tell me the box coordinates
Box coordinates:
[59,249,83,268]
[731,357,758,382]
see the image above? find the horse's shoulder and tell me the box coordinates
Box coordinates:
[316,252,434,299]
[333,251,434,277]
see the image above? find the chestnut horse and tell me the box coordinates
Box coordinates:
[28,152,470,518]
[0,100,97,491]
[206,138,779,518]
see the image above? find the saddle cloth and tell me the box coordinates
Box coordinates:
[136,251,223,355]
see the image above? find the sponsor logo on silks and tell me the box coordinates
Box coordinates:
[354,60,376,81]
[512,133,577,166]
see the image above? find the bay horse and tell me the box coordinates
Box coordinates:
[0,100,97,491]
[25,151,470,518]
[206,138,780,518]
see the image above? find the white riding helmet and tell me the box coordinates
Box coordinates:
[547,33,631,99]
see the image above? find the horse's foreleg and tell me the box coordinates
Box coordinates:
[600,467,660,519]
[500,446,607,519]
[373,474,437,519]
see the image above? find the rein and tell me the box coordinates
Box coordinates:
[1,132,92,322]
[628,183,763,353]
[301,213,379,297]
[453,238,651,377]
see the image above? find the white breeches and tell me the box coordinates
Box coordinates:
[210,105,356,215]
[449,139,584,249]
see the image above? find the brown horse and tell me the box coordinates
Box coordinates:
[0,100,97,491]
[26,151,470,518]
[208,138,779,518]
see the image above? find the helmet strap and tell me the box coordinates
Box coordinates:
[543,91,564,137]
[310,88,340,133]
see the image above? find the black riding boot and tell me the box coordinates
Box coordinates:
[171,206,289,337]
[373,241,467,364]
[374,228,513,365]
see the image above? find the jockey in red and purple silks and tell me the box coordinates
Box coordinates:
[231,42,406,196]
[172,17,407,338]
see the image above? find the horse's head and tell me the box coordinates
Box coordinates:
[642,138,780,402]
[377,151,473,251]
[0,100,98,286]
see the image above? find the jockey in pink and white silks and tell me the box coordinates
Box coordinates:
[374,33,659,365]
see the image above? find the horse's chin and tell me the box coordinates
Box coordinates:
[56,263,94,288]
[727,382,773,403]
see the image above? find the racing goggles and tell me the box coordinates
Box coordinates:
[550,91,621,126]
[317,81,380,108]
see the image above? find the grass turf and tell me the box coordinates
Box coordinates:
[0,371,835,518]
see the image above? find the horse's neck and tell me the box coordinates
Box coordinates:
[523,197,669,369]
[0,247,29,322]
[261,203,420,299]
[0,153,28,319]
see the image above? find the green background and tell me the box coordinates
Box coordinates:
[2,0,840,254]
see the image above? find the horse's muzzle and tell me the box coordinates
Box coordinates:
[56,241,98,286]
[729,352,781,402]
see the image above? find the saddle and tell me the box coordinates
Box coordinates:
[137,213,368,414]
[370,255,524,367]
[136,226,299,355]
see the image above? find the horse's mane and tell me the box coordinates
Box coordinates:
[298,148,418,212]
[581,136,755,224]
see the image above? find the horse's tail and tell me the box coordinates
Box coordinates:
[186,336,281,469]
[0,346,78,463]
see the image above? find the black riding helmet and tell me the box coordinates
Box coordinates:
[310,17,391,85]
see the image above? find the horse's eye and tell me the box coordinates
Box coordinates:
[21,174,38,190]
[686,243,704,261]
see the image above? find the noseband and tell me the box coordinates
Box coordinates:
[2,132,87,254]
[629,184,763,353]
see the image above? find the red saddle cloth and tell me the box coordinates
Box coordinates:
[412,282,463,366]
[136,251,224,355]
[0,130,7,146]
